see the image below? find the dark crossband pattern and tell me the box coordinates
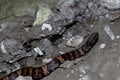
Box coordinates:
[0,32,99,80]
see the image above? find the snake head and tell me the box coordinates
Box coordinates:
[81,32,99,53]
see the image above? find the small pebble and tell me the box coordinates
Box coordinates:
[33,47,44,56]
[24,28,29,31]
[33,7,51,26]
[104,26,115,40]
[66,35,84,47]
[116,35,120,39]
[99,73,104,77]
[80,74,83,77]
[90,25,94,28]
[41,23,53,31]
[15,76,32,80]
[105,14,109,18]
[59,51,64,54]
[100,43,106,49]
[42,58,52,63]
[66,74,70,78]
[1,41,8,54]
[100,0,120,10]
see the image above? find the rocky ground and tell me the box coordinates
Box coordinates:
[0,0,120,80]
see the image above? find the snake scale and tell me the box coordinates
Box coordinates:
[0,32,99,80]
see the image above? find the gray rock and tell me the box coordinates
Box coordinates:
[1,38,23,55]
[104,25,115,40]
[33,6,52,26]
[66,35,84,47]
[15,76,32,80]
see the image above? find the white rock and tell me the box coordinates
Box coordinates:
[15,76,32,80]
[80,74,83,77]
[1,41,8,54]
[90,25,94,28]
[24,28,29,31]
[33,47,44,56]
[116,35,120,39]
[42,58,52,63]
[100,43,106,49]
[66,35,84,47]
[41,23,53,31]
[105,14,109,18]
[66,74,70,78]
[79,66,86,74]
[15,76,25,80]
[104,26,115,40]
[101,0,120,10]
[59,51,64,54]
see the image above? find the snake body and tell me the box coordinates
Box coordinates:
[0,32,99,80]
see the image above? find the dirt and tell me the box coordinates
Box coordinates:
[0,0,120,80]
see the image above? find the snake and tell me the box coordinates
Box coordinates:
[0,32,99,80]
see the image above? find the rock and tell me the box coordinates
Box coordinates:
[66,35,84,47]
[42,58,52,63]
[104,26,115,40]
[79,66,86,74]
[33,7,52,26]
[33,47,44,56]
[100,43,106,49]
[100,0,120,10]
[1,41,8,54]
[41,23,53,31]
[116,35,120,39]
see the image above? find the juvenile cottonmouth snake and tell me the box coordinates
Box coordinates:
[0,32,99,80]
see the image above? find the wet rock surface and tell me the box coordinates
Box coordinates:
[0,0,120,80]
